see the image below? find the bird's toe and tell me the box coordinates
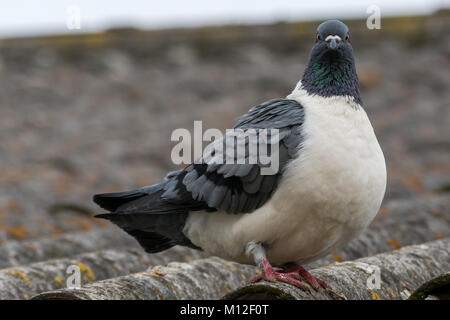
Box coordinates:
[250,270,308,290]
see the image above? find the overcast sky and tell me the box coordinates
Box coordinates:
[0,0,448,38]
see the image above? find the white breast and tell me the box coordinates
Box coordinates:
[184,85,386,265]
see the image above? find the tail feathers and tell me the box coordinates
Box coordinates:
[93,176,202,253]
[125,230,176,253]
[96,213,176,252]
[95,212,200,253]
[93,190,146,212]
[93,182,168,212]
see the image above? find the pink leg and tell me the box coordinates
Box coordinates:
[250,257,307,289]
[282,263,328,290]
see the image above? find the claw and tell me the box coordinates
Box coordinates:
[250,258,307,289]
[282,263,328,290]
[251,270,307,289]
[246,243,327,291]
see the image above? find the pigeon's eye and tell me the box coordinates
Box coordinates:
[316,35,321,42]
[345,35,350,42]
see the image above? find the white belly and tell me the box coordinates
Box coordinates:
[184,91,386,265]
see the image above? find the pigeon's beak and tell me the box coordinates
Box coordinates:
[327,38,339,50]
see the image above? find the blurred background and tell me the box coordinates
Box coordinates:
[0,1,449,241]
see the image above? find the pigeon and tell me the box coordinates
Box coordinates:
[94,20,386,290]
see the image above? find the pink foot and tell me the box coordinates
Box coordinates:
[282,263,328,290]
[250,258,307,289]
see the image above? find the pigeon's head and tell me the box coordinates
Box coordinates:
[301,19,362,106]
[309,20,353,64]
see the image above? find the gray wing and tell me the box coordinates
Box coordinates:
[162,98,305,214]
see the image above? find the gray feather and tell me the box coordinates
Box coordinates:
[182,99,305,214]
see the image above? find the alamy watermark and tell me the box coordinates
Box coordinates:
[66,265,81,288]
[171,121,280,175]
[353,262,381,290]
[366,4,381,29]
[366,265,381,290]
[66,5,81,30]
